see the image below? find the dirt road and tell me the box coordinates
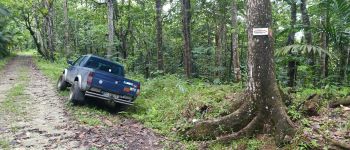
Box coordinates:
[0,56,168,150]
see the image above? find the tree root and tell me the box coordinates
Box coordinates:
[329,96,350,108]
[314,128,350,150]
[215,115,260,144]
[185,99,255,140]
[185,87,295,147]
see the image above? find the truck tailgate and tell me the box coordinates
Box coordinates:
[91,71,139,97]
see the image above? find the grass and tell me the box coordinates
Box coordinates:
[126,75,242,138]
[0,67,29,116]
[0,139,10,150]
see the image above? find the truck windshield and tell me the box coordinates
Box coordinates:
[84,57,124,77]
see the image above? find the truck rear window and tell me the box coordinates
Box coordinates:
[84,57,124,77]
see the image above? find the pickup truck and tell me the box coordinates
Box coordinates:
[57,54,140,106]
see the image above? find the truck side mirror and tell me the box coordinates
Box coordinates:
[67,60,73,65]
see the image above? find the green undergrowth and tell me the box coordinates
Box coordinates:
[126,74,242,138]
[287,86,350,121]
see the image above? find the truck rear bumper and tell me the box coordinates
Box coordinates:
[85,91,134,105]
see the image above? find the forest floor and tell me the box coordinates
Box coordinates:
[0,55,173,150]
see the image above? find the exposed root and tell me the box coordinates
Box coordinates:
[214,115,260,144]
[226,93,246,114]
[271,99,296,146]
[185,99,255,140]
[315,129,350,150]
[329,96,350,108]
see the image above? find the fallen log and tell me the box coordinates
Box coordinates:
[329,96,350,108]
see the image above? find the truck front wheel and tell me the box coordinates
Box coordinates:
[69,81,85,105]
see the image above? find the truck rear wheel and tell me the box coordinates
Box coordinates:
[57,75,68,91]
[69,81,85,105]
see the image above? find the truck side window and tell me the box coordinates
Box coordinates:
[79,56,88,66]
[73,56,85,66]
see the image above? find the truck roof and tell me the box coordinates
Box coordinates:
[83,54,123,67]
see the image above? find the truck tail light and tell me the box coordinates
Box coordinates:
[123,87,130,92]
[87,72,94,86]
[136,83,140,96]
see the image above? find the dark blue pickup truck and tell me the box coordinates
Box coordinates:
[57,54,140,106]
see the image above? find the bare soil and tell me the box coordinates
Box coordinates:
[0,56,169,150]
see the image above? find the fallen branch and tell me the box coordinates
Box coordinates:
[314,129,350,150]
[329,96,350,108]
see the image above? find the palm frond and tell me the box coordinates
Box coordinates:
[276,44,333,58]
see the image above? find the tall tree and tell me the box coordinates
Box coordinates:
[300,0,314,78]
[156,0,164,71]
[63,0,70,58]
[320,12,329,79]
[231,0,241,82]
[44,0,55,62]
[214,1,226,78]
[187,0,295,145]
[107,0,115,59]
[287,0,297,87]
[181,0,192,78]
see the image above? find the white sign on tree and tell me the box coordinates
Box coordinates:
[253,28,269,35]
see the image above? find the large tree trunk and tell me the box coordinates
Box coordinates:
[63,0,70,58]
[246,0,295,144]
[44,0,55,62]
[231,0,241,82]
[182,0,192,78]
[156,0,164,71]
[106,0,115,59]
[186,0,295,146]
[287,2,297,87]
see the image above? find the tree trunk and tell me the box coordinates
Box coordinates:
[156,0,164,71]
[23,13,45,57]
[246,0,295,144]
[63,0,70,58]
[186,0,295,146]
[215,24,224,78]
[320,13,329,79]
[231,0,241,82]
[44,0,55,62]
[300,0,314,80]
[287,2,297,87]
[121,0,131,59]
[107,0,115,59]
[181,0,192,78]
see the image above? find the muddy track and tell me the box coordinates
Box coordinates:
[0,56,169,150]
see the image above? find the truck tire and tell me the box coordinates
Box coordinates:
[57,75,68,91]
[69,81,85,105]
